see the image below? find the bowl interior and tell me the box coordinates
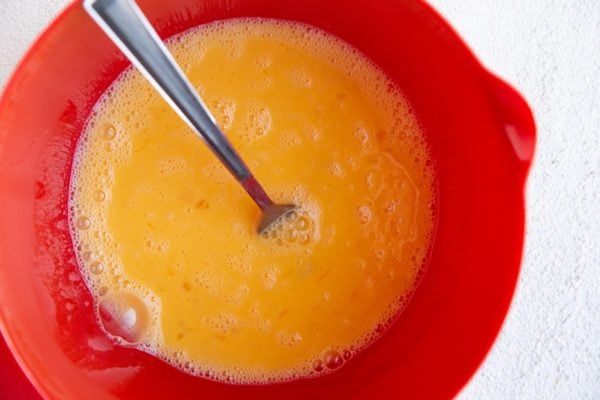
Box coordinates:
[0,0,530,399]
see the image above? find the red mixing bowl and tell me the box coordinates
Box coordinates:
[0,0,535,398]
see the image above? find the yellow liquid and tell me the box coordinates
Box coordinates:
[70,19,436,383]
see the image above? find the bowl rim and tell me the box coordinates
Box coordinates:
[0,1,536,399]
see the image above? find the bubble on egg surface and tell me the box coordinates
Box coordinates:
[101,123,116,140]
[98,291,150,343]
[94,189,106,202]
[90,261,105,275]
[76,216,91,230]
[324,350,344,369]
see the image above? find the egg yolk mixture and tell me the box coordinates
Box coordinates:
[69,18,436,383]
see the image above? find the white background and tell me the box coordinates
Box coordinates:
[1,1,599,399]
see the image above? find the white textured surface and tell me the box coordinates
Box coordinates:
[1,1,599,399]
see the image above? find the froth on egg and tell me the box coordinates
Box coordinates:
[69,18,437,385]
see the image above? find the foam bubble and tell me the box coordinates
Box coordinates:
[94,190,106,202]
[324,350,344,369]
[288,67,312,88]
[261,266,280,290]
[356,204,373,225]
[158,157,188,175]
[328,162,345,177]
[101,123,116,140]
[202,313,240,335]
[90,261,104,275]
[276,331,303,347]
[76,216,91,230]
[99,291,150,343]
[312,358,324,372]
[261,205,317,250]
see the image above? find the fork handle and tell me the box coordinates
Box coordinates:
[84,0,254,182]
